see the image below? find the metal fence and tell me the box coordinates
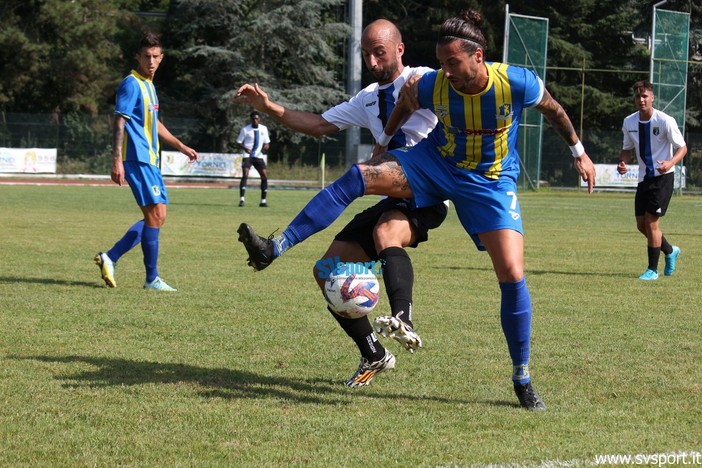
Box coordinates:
[1,111,700,190]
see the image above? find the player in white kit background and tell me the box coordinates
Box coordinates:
[618,80,687,280]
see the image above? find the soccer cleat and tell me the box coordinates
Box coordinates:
[345,351,396,387]
[237,223,275,271]
[513,382,546,411]
[259,201,268,207]
[143,277,177,291]
[373,315,423,353]
[94,252,116,288]
[638,269,659,281]
[239,200,245,207]
[664,246,680,276]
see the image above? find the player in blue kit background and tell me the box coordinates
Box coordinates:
[617,80,687,281]
[238,9,597,410]
[95,31,198,291]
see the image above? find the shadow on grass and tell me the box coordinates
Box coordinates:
[0,275,97,288]
[432,266,630,277]
[9,354,485,407]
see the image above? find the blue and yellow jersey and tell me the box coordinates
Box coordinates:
[114,70,160,166]
[417,62,544,179]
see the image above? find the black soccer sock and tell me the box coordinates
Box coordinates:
[378,247,414,329]
[661,236,673,256]
[647,246,661,272]
[261,178,268,201]
[327,306,385,361]
[239,178,247,199]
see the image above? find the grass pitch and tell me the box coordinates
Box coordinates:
[0,184,700,466]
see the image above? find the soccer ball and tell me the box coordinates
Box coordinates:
[323,271,380,319]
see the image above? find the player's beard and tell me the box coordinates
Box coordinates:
[372,57,400,85]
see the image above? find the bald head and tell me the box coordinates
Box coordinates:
[360,19,405,84]
[362,19,402,45]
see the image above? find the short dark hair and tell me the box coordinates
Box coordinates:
[632,80,654,94]
[250,111,260,119]
[139,31,162,51]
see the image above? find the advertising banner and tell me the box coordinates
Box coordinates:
[581,164,686,189]
[0,148,57,173]
[161,151,264,178]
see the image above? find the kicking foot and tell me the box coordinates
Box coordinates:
[373,316,422,353]
[237,223,275,271]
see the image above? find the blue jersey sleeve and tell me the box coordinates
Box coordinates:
[521,68,544,108]
[114,77,139,119]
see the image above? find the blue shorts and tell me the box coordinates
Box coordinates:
[390,139,523,251]
[124,160,168,207]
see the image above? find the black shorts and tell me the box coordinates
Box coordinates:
[334,197,448,260]
[635,172,674,217]
[242,157,267,173]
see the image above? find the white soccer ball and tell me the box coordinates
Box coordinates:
[323,271,380,319]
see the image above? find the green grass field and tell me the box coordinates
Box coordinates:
[1,184,700,466]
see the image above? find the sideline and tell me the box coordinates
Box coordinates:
[0,173,321,190]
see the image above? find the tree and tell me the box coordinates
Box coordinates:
[0,0,129,115]
[159,0,350,156]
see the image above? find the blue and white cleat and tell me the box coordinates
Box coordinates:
[144,277,177,291]
[94,252,116,288]
[664,246,680,276]
[638,269,659,281]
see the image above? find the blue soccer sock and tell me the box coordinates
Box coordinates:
[272,165,365,257]
[500,278,532,384]
[141,225,160,283]
[107,220,144,263]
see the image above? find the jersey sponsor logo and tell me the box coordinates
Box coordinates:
[446,126,508,136]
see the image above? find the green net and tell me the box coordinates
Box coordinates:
[651,8,689,133]
[504,11,549,190]
[651,8,689,191]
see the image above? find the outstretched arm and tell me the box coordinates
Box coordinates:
[234,83,338,137]
[536,89,596,193]
[158,121,198,161]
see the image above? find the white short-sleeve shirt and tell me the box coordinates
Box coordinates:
[321,66,438,149]
[237,124,271,158]
[622,108,686,182]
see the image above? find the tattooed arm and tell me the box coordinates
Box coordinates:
[536,89,597,193]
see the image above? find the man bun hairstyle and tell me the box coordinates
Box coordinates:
[438,9,486,54]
